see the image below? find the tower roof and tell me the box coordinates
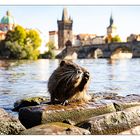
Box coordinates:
[62,8,68,21]
[0,10,15,24]
[108,13,116,28]
[110,13,113,26]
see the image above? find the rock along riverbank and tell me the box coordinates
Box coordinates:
[0,108,25,135]
[1,92,140,135]
[11,92,140,135]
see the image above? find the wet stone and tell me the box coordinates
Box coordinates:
[18,93,140,129]
[20,122,90,135]
[77,106,140,135]
[13,96,49,111]
[119,125,140,135]
[0,108,25,135]
[92,93,140,111]
[19,101,116,128]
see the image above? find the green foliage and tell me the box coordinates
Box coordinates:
[23,45,40,60]
[111,35,122,43]
[40,41,56,59]
[105,35,122,43]
[26,29,42,49]
[46,41,55,51]
[5,26,26,45]
[45,50,55,59]
[0,25,42,60]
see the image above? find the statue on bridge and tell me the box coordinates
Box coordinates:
[65,40,72,47]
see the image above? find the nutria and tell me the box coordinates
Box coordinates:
[48,60,91,105]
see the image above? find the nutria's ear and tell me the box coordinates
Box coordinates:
[60,60,66,67]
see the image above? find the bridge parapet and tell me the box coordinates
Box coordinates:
[57,41,140,58]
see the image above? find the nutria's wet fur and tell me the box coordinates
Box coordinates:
[48,60,91,104]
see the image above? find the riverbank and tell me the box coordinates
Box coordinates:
[1,92,140,135]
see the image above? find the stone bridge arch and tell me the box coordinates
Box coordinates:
[77,45,104,58]
[112,46,132,52]
[87,48,103,58]
[108,42,132,52]
[110,45,133,59]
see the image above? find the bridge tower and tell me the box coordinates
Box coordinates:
[107,13,117,37]
[57,8,73,49]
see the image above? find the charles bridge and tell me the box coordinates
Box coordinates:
[56,41,140,59]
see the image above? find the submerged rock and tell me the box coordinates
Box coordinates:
[0,108,25,135]
[13,96,49,111]
[21,122,90,135]
[77,106,140,135]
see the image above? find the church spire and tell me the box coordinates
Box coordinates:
[6,10,11,16]
[62,7,68,21]
[110,12,113,26]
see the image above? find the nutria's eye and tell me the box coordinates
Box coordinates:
[77,69,82,74]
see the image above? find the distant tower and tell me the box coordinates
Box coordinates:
[107,13,117,37]
[57,8,73,49]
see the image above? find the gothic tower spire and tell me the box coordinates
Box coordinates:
[110,12,113,26]
[57,8,73,49]
[62,8,68,21]
[107,12,117,39]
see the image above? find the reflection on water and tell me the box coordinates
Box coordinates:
[0,59,140,116]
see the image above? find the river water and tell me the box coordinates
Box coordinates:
[0,59,140,116]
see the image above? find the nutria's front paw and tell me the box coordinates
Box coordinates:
[61,100,69,106]
[83,72,90,81]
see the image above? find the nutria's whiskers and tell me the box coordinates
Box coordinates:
[59,70,75,76]
[57,73,73,82]
[66,73,75,87]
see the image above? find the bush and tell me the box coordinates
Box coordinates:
[40,50,55,59]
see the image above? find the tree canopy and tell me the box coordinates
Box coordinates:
[0,25,42,60]
[40,41,55,59]
[105,35,122,43]
[46,41,55,51]
[111,35,122,43]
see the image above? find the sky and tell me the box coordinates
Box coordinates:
[0,5,140,41]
